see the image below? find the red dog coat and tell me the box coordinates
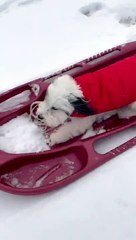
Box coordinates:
[73,54,136,116]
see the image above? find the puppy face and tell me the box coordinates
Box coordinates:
[35,75,83,128]
[36,99,72,128]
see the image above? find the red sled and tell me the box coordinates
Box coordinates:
[0,41,136,195]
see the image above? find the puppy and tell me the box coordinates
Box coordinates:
[33,74,136,147]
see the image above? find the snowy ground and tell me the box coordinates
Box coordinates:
[0,0,136,239]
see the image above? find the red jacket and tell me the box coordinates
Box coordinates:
[73,54,136,116]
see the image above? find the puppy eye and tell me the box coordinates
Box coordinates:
[51,107,58,110]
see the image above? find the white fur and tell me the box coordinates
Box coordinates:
[34,74,136,146]
[36,75,83,127]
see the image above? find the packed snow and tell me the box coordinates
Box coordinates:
[0,0,136,240]
[0,114,50,153]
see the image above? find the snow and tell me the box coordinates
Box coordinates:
[1,0,136,93]
[0,0,136,240]
[0,114,50,153]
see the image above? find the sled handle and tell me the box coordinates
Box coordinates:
[42,41,136,80]
[0,80,49,125]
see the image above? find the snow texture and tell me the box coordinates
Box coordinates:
[0,114,50,153]
[0,0,136,240]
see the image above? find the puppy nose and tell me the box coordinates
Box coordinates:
[38,114,44,120]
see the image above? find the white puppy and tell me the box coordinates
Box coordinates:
[32,75,136,146]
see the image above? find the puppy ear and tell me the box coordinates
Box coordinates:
[68,93,78,102]
[68,94,96,115]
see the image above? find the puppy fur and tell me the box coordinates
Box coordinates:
[35,75,136,146]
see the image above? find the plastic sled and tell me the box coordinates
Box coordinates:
[0,41,136,195]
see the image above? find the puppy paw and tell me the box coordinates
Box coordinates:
[45,133,54,147]
[46,135,52,147]
[46,130,69,147]
[45,132,59,147]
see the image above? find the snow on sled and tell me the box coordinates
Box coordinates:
[0,41,136,195]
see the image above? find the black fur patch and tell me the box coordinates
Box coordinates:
[70,97,96,115]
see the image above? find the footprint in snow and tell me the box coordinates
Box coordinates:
[79,2,136,27]
[79,2,105,17]
[18,0,42,7]
[119,16,136,27]
[113,5,136,27]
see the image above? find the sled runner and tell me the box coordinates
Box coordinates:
[0,41,136,195]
